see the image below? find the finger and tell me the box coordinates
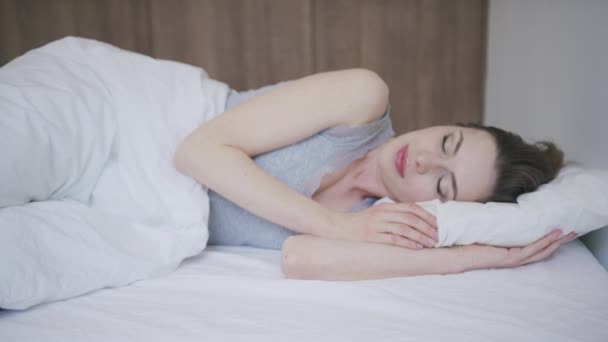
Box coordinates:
[381,212,438,242]
[388,223,437,248]
[520,240,562,266]
[385,202,437,228]
[376,233,422,249]
[520,233,575,265]
[520,232,575,265]
[519,229,563,260]
[561,232,579,244]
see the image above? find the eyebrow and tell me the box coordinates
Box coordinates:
[450,130,463,200]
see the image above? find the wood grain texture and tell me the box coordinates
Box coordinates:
[314,0,487,132]
[0,0,486,131]
[148,0,313,89]
[0,0,151,60]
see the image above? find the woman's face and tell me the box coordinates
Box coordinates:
[376,125,498,203]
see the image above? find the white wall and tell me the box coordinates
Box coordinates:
[485,0,608,269]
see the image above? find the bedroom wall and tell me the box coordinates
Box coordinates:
[485,0,608,269]
[0,0,487,134]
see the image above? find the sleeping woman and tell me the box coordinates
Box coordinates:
[174,68,575,281]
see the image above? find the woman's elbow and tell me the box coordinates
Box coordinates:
[348,69,389,122]
[281,235,313,280]
[173,142,190,174]
[173,134,213,176]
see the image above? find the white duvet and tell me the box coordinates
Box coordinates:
[0,37,230,309]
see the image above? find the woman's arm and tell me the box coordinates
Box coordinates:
[281,230,576,281]
[281,235,470,280]
[174,69,388,238]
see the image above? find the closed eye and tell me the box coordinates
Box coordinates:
[436,176,444,199]
[441,134,449,154]
[437,134,450,199]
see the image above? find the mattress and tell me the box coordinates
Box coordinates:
[1,240,606,342]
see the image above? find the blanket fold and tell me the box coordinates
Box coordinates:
[0,37,230,309]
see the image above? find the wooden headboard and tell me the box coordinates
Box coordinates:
[0,0,487,134]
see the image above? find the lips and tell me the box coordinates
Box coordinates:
[395,145,408,178]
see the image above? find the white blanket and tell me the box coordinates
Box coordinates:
[0,37,230,309]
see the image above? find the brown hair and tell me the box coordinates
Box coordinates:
[458,123,564,203]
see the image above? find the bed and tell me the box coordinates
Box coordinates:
[1,2,606,341]
[1,239,606,342]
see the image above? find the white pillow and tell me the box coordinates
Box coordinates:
[374,166,608,247]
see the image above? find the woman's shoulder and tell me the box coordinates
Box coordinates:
[225,77,394,146]
[320,104,394,142]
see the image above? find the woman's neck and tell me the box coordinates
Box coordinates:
[343,148,389,200]
[311,147,390,212]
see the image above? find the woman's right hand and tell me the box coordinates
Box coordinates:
[459,229,578,270]
[329,202,439,249]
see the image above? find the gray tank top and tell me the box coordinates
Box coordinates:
[207,82,395,249]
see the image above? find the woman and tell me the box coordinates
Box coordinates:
[174,68,575,281]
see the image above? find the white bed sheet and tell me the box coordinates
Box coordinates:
[1,240,607,342]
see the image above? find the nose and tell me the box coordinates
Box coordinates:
[415,151,445,175]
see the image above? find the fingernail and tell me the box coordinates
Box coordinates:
[427,238,436,246]
[416,243,423,249]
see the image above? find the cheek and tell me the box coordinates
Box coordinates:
[380,147,438,203]
[395,174,437,202]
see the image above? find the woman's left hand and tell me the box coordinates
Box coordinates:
[459,229,577,270]
[329,202,438,249]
